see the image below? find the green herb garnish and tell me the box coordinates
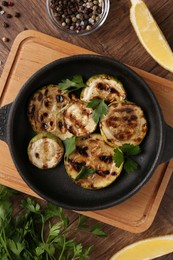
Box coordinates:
[121,143,141,156]
[63,136,76,160]
[75,167,95,181]
[124,157,139,173]
[114,144,141,173]
[58,75,85,93]
[87,98,108,124]
[0,185,107,259]
[113,148,124,168]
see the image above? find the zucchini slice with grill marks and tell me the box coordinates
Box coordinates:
[100,101,148,147]
[64,100,97,137]
[81,74,126,103]
[64,134,123,189]
[27,84,73,140]
[28,132,64,169]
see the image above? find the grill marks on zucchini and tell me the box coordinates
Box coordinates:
[100,101,147,147]
[64,100,97,136]
[64,134,123,189]
[28,133,64,169]
[27,84,72,140]
[81,74,126,103]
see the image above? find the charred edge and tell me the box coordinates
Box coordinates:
[76,146,88,157]
[68,159,86,172]
[96,170,110,176]
[97,82,120,95]
[99,155,113,163]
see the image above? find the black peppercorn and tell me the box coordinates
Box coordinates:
[6,13,12,18]
[14,11,20,18]
[2,1,8,6]
[3,22,9,28]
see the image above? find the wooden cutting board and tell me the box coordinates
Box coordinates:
[0,30,173,233]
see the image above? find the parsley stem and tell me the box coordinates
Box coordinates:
[0,225,12,260]
[59,236,66,260]
[41,214,45,243]
[46,253,49,260]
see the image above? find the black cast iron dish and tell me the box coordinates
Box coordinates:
[0,54,173,211]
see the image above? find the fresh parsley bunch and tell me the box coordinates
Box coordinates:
[0,185,106,260]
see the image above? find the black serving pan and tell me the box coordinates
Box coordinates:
[0,54,173,211]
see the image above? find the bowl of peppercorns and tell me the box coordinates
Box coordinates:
[46,0,110,35]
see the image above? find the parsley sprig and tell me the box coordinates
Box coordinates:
[87,98,108,124]
[63,136,76,160]
[114,144,141,173]
[0,185,107,259]
[58,75,85,93]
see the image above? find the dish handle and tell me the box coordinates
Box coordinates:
[0,103,12,143]
[160,123,173,163]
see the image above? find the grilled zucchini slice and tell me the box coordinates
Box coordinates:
[81,74,126,103]
[100,101,147,147]
[28,132,64,169]
[64,134,123,189]
[64,100,97,137]
[27,84,72,140]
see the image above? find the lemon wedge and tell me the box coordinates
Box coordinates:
[110,234,173,260]
[130,0,173,73]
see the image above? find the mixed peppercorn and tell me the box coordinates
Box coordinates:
[0,1,21,44]
[49,0,103,33]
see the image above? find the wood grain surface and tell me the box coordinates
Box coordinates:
[0,1,173,259]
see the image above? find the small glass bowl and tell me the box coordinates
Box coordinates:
[46,0,110,36]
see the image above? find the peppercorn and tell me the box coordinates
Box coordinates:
[14,11,20,18]
[0,10,5,15]
[6,13,12,18]
[2,36,9,42]
[49,0,103,34]
[8,1,14,6]
[3,22,9,28]
[2,1,8,6]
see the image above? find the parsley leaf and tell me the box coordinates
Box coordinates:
[91,224,107,237]
[113,148,124,168]
[124,158,139,173]
[121,143,141,156]
[75,167,95,181]
[47,223,61,240]
[77,215,89,229]
[43,204,69,228]
[58,75,85,93]
[114,144,141,173]
[87,98,108,124]
[7,239,25,256]
[63,136,76,160]
[21,197,41,214]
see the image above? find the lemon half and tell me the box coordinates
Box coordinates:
[130,0,173,73]
[110,234,173,260]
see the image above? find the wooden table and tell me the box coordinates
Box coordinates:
[0,0,173,259]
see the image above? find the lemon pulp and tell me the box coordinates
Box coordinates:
[110,234,173,260]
